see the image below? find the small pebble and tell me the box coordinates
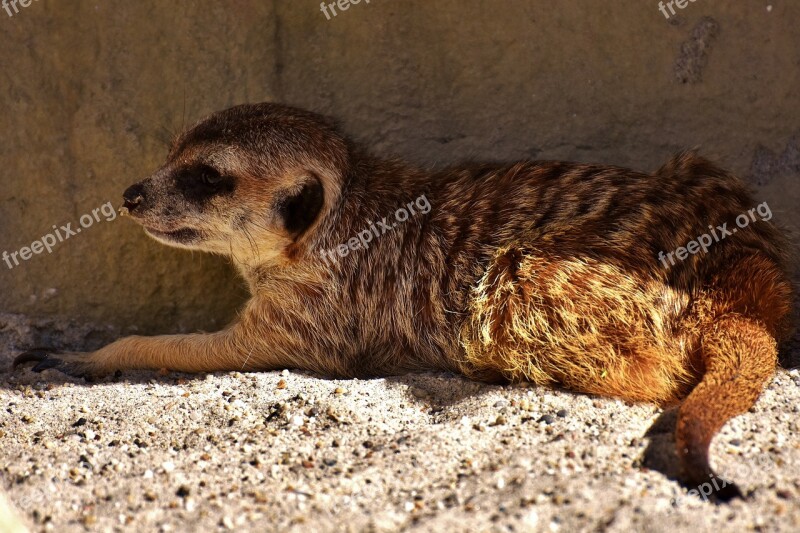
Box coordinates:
[491,415,507,426]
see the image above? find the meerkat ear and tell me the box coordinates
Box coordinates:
[276,175,325,236]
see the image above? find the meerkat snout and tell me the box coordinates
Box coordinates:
[121,162,239,252]
[121,182,146,213]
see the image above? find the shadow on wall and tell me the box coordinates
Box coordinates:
[0,1,798,346]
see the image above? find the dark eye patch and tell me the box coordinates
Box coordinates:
[174,164,236,204]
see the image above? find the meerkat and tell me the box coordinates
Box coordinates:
[15,103,794,501]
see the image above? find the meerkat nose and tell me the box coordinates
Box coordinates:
[122,182,147,213]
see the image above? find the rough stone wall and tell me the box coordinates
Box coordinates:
[1,0,798,341]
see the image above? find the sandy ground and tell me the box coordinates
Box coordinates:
[1,314,799,532]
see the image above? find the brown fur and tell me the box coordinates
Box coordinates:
[15,103,795,500]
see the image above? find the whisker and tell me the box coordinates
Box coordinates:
[243,225,260,262]
[246,218,283,238]
[182,85,187,134]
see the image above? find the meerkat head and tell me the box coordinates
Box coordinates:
[121,103,350,267]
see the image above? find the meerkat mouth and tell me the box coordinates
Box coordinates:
[144,227,204,244]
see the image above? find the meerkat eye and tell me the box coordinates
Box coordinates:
[199,166,223,186]
[174,164,235,203]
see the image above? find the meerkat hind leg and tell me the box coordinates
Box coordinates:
[459,246,694,404]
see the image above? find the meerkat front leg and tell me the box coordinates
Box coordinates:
[13,325,269,380]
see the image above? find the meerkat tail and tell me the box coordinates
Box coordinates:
[675,314,778,500]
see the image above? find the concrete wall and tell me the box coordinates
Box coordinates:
[1,0,798,339]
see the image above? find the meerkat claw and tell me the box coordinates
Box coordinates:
[13,348,61,369]
[13,349,98,381]
[32,357,65,372]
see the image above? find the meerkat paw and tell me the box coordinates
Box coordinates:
[13,348,107,381]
